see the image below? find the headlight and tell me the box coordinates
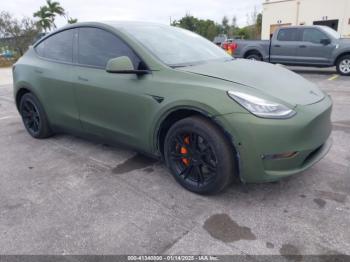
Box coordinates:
[227,91,296,119]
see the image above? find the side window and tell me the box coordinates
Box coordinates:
[302,29,328,44]
[35,41,45,56]
[78,27,141,68]
[35,29,74,62]
[277,29,298,41]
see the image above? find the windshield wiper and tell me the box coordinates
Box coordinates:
[170,65,186,68]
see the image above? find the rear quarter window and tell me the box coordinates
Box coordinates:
[35,29,75,63]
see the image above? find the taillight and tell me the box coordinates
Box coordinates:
[226,43,238,55]
[229,43,238,51]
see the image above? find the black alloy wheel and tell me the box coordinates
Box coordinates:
[19,93,53,138]
[169,132,218,188]
[164,116,236,194]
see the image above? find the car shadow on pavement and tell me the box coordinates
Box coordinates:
[290,68,337,75]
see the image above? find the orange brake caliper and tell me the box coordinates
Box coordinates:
[180,136,190,166]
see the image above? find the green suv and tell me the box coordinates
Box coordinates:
[13,22,332,194]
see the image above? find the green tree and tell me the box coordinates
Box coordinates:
[46,0,65,17]
[237,27,250,39]
[222,16,229,35]
[172,14,198,32]
[256,13,262,39]
[206,23,219,41]
[232,16,237,28]
[33,6,52,32]
[0,11,40,55]
[172,12,263,41]
[172,15,221,41]
[245,6,262,39]
[67,17,78,24]
[33,0,66,32]
[228,16,238,38]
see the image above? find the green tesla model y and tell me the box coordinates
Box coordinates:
[13,22,332,194]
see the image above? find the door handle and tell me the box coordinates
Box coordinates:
[299,45,307,48]
[78,76,89,82]
[34,69,43,74]
[274,45,281,47]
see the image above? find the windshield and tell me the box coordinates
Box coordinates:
[322,26,341,39]
[119,24,233,67]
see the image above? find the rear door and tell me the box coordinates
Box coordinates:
[33,29,81,131]
[296,28,335,65]
[270,28,299,64]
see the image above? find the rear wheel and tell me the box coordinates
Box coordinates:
[336,55,350,76]
[164,116,236,194]
[19,93,53,138]
[246,52,263,61]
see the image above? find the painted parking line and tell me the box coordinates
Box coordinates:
[328,74,339,81]
[0,116,18,121]
[333,123,350,128]
[0,96,14,103]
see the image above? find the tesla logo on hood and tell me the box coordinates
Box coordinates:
[309,90,319,96]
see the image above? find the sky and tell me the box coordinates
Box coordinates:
[2,0,263,28]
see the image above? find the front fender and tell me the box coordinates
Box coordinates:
[150,100,223,154]
[332,49,350,65]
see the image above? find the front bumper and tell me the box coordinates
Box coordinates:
[215,95,333,183]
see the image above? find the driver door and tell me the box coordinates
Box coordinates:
[72,27,157,150]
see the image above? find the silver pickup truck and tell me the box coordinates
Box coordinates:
[233,26,350,76]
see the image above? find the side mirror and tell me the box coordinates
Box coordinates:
[106,56,150,75]
[320,38,331,45]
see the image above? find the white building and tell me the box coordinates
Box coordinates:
[261,0,350,39]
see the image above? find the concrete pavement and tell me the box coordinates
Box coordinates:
[0,67,349,256]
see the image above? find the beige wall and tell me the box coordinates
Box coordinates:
[261,0,350,39]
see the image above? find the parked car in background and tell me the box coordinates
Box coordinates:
[233,25,350,75]
[221,38,235,47]
[13,22,332,194]
[221,39,238,55]
[1,50,14,59]
[213,34,227,46]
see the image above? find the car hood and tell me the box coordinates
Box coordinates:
[179,59,325,106]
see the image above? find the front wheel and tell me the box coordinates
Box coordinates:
[164,116,236,194]
[336,55,350,76]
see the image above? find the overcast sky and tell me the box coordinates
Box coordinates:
[2,0,263,28]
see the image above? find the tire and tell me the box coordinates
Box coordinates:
[19,93,53,139]
[336,55,350,76]
[164,115,236,195]
[246,53,262,61]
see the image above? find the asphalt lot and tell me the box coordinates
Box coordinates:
[0,66,349,257]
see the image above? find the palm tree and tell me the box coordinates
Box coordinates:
[46,0,65,17]
[34,0,66,32]
[46,0,65,29]
[67,17,78,24]
[33,6,53,32]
